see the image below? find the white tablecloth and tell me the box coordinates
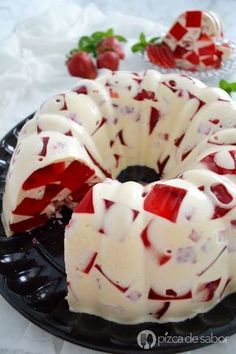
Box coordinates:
[0,1,165,139]
[1,1,236,353]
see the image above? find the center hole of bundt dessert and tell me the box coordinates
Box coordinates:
[116,166,160,185]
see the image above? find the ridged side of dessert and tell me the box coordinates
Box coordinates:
[2,70,236,323]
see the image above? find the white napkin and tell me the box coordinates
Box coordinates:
[0,2,165,139]
[0,2,236,354]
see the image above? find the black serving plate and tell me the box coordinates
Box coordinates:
[1,116,236,353]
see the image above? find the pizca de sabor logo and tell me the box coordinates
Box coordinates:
[137,330,156,349]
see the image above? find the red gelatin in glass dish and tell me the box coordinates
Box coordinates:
[169,22,188,41]
[186,11,202,27]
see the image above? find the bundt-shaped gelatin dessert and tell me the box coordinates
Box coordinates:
[3,70,236,323]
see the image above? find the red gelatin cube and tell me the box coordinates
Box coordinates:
[212,206,231,219]
[149,107,160,134]
[209,119,220,125]
[231,220,236,227]
[85,147,112,178]
[181,149,192,161]
[174,133,184,147]
[44,184,63,198]
[134,89,156,101]
[117,130,128,146]
[23,162,65,190]
[148,287,192,300]
[10,214,48,234]
[73,85,88,95]
[186,11,202,27]
[157,155,170,175]
[201,151,236,175]
[159,253,171,265]
[13,198,46,216]
[109,88,119,98]
[104,199,114,209]
[199,33,211,41]
[141,225,151,248]
[65,130,73,136]
[95,264,129,293]
[174,45,188,59]
[169,22,188,41]
[198,44,216,56]
[13,184,62,216]
[92,118,107,136]
[13,198,48,216]
[75,188,94,214]
[144,184,187,222]
[61,160,94,192]
[82,252,98,274]
[114,154,120,168]
[202,56,218,67]
[71,183,91,202]
[197,278,221,301]
[155,302,170,319]
[166,289,177,296]
[132,209,139,221]
[39,137,49,157]
[185,51,199,65]
[210,183,233,204]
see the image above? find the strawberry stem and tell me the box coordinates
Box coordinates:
[131,32,161,54]
[70,28,127,58]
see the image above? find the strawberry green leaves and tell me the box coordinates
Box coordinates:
[131,32,161,54]
[100,28,126,42]
[219,79,236,96]
[66,28,127,78]
[78,36,97,57]
[115,35,127,42]
[92,31,107,41]
[77,28,127,58]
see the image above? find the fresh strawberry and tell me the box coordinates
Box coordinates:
[146,44,157,64]
[146,44,163,66]
[146,44,175,68]
[66,51,97,79]
[160,43,175,67]
[156,47,171,68]
[66,29,126,76]
[97,51,120,70]
[97,37,125,59]
[77,28,126,59]
[132,33,161,55]
[132,33,176,69]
